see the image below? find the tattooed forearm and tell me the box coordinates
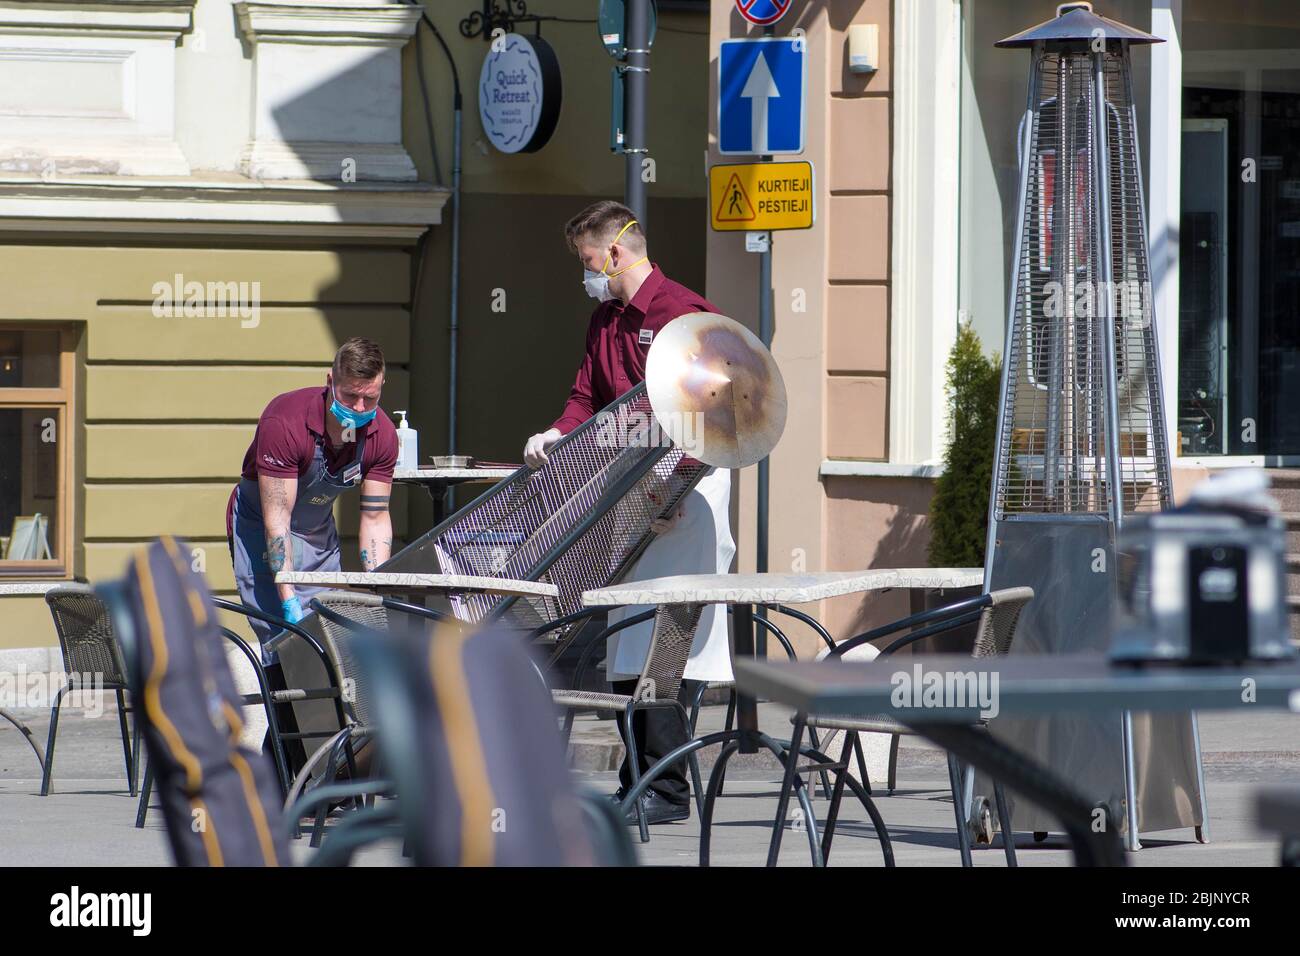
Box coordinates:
[267,535,287,572]
[361,536,392,571]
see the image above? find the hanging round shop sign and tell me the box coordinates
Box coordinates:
[478,33,562,154]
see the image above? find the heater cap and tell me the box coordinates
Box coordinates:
[995,2,1162,48]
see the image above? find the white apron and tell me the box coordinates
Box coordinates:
[606,466,736,683]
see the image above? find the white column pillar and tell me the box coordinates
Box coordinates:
[236,1,421,181]
[889,0,962,465]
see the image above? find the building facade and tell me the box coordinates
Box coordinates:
[2,0,1296,658]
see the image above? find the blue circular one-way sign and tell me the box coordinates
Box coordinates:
[735,0,791,27]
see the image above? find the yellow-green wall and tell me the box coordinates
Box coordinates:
[0,242,415,648]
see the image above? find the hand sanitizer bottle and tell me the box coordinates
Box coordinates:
[395,410,418,471]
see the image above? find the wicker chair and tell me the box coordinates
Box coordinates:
[551,603,707,844]
[41,584,139,796]
[767,586,1034,867]
[296,591,401,847]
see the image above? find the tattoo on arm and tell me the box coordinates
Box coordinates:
[267,535,287,572]
[360,493,389,513]
[361,536,392,571]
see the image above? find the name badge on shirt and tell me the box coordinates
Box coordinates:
[638,328,654,346]
[343,461,362,485]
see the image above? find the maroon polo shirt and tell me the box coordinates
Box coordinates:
[551,265,718,435]
[240,386,398,483]
[227,386,398,535]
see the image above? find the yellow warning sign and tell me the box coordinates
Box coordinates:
[709,160,814,231]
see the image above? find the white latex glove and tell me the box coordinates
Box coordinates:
[524,428,562,468]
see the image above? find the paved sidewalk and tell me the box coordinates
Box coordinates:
[1,700,1296,867]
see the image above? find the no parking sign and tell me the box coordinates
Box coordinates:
[735,0,791,27]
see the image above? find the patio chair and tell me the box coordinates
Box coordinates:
[41,584,139,797]
[552,603,707,844]
[96,537,291,866]
[134,596,353,832]
[345,615,632,866]
[766,586,1034,867]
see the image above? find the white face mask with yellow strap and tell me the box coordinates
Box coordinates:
[582,220,648,302]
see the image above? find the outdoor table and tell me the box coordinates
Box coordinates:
[392,465,516,525]
[275,569,557,599]
[582,568,982,750]
[0,581,65,772]
[582,568,982,864]
[735,651,1300,866]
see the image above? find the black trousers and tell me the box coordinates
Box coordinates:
[611,678,700,806]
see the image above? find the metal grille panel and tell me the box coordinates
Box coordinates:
[386,384,706,630]
[994,50,1172,520]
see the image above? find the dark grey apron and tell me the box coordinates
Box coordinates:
[230,426,367,658]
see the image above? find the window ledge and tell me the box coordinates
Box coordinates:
[820,460,944,479]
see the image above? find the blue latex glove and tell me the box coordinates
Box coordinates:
[280,595,304,624]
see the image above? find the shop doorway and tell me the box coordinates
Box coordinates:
[1181,52,1300,462]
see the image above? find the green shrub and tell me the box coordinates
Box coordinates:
[928,323,1002,568]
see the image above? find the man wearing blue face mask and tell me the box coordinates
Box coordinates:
[227,337,399,659]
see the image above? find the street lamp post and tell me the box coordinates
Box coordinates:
[623,0,650,224]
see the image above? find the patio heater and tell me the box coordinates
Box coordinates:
[981,3,1208,850]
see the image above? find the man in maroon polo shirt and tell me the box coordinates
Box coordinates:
[228,337,399,657]
[524,201,737,826]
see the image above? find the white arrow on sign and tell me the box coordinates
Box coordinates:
[740,49,779,153]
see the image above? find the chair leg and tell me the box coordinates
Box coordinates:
[806,727,833,799]
[852,732,872,796]
[622,704,649,844]
[699,738,741,867]
[40,686,68,796]
[993,781,1018,867]
[716,690,736,799]
[946,752,973,867]
[135,761,153,829]
[821,732,855,864]
[687,682,708,736]
[675,707,706,820]
[129,703,142,797]
[887,733,900,795]
[115,688,136,797]
[561,708,577,748]
[792,776,824,867]
[310,733,349,848]
[766,716,807,867]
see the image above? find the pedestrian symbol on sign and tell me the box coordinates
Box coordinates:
[714,172,756,223]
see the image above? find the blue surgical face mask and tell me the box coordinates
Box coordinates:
[330,387,378,429]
